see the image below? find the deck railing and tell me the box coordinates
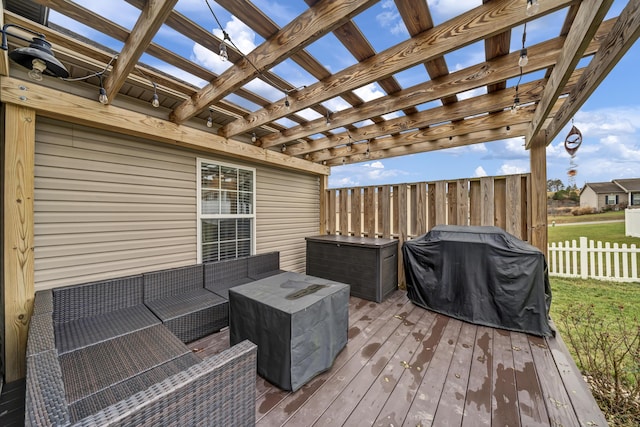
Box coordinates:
[325,174,532,285]
[548,237,640,283]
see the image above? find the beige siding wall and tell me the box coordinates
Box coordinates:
[34,118,319,290]
[256,167,319,272]
[580,187,598,208]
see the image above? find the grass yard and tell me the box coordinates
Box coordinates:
[548,221,640,247]
[550,277,640,321]
[548,210,626,224]
[550,277,640,426]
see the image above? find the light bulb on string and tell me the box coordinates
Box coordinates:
[518,48,529,67]
[526,0,539,17]
[206,107,214,128]
[219,30,229,61]
[151,83,160,108]
[251,132,257,143]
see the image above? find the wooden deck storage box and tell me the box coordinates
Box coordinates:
[305,235,398,303]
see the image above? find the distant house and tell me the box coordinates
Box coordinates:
[580,178,640,211]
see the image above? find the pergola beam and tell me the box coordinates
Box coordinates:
[220,0,574,139]
[544,0,640,143]
[326,122,531,166]
[525,0,613,146]
[259,17,613,149]
[322,100,564,166]
[293,70,582,158]
[0,75,329,175]
[396,0,458,106]
[320,106,536,165]
[170,0,378,124]
[103,0,178,103]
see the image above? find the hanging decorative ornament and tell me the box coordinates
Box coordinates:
[564,119,582,187]
[564,124,582,156]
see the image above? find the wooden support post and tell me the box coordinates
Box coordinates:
[319,174,328,234]
[396,185,407,289]
[530,134,548,254]
[3,104,36,381]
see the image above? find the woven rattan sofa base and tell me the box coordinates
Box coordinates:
[143,265,231,343]
[145,289,229,343]
[25,285,257,426]
[25,253,285,425]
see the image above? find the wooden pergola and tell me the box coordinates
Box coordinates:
[1,0,639,383]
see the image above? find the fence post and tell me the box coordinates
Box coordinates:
[580,236,588,279]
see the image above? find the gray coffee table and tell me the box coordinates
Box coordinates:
[229,271,349,391]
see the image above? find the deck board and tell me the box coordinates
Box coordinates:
[5,291,607,426]
[491,329,521,427]
[344,309,438,426]
[187,290,606,427]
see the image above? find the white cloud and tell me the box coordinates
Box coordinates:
[329,161,409,187]
[457,86,487,101]
[474,166,487,177]
[353,83,385,102]
[376,0,408,36]
[430,0,482,19]
[192,16,256,75]
[498,162,528,175]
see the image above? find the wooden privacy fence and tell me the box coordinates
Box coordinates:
[324,174,532,285]
[548,237,640,283]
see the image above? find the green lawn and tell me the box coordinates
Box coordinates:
[548,210,626,224]
[550,277,640,321]
[550,277,640,426]
[548,221,640,247]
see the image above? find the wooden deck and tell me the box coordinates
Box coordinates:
[191,290,606,427]
[0,290,606,426]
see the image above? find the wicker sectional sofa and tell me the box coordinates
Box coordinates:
[25,252,284,426]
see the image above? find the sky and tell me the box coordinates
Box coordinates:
[47,0,640,189]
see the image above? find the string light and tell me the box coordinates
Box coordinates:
[506,125,512,135]
[281,144,286,153]
[204,0,305,113]
[251,132,257,143]
[206,107,214,127]
[151,82,160,108]
[526,0,540,17]
[325,110,331,126]
[219,31,229,61]
[98,74,108,104]
[518,23,529,67]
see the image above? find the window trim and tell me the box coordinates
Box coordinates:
[606,194,618,205]
[196,157,256,263]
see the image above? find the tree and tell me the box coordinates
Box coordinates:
[547,179,565,192]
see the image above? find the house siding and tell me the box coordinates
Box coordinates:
[33,118,319,290]
[580,186,598,209]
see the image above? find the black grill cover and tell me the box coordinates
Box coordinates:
[402,225,553,337]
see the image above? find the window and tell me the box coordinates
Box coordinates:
[605,194,618,205]
[632,193,640,206]
[197,159,255,263]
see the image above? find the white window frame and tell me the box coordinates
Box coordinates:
[632,193,640,206]
[196,158,256,263]
[606,194,617,205]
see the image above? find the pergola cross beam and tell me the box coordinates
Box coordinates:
[170,0,379,124]
[220,0,575,139]
[103,0,178,103]
[544,0,640,144]
[525,0,613,146]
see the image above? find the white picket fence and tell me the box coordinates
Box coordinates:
[547,237,639,282]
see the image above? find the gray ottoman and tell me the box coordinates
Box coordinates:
[229,272,349,391]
